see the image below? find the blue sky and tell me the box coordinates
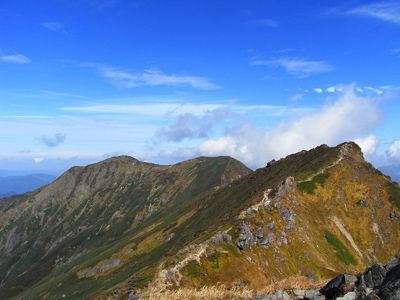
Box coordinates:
[1,0,400,172]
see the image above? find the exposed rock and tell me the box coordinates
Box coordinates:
[210,232,232,244]
[266,222,275,230]
[389,211,400,224]
[335,291,356,300]
[385,254,400,272]
[253,290,290,300]
[127,291,140,300]
[236,222,256,250]
[3,227,27,256]
[320,274,345,298]
[304,289,325,300]
[292,288,305,298]
[260,232,275,249]
[266,159,277,168]
[378,263,400,300]
[362,263,386,289]
[256,227,264,240]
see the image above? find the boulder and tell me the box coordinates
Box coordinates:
[335,291,356,300]
[385,254,400,272]
[236,222,256,250]
[253,290,290,300]
[378,263,400,300]
[304,289,326,300]
[362,263,386,289]
[320,274,345,298]
[210,232,232,244]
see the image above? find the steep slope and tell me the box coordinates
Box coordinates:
[0,156,250,299]
[1,143,399,300]
[141,142,400,298]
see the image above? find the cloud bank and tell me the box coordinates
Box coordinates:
[199,87,381,168]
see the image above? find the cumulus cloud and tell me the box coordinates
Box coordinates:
[388,140,400,161]
[199,86,381,168]
[0,53,30,64]
[348,1,400,24]
[40,133,67,147]
[157,108,233,142]
[355,135,379,155]
[99,67,220,90]
[252,57,333,78]
[42,22,67,34]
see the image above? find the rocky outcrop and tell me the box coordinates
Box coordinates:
[251,255,400,300]
[319,254,400,299]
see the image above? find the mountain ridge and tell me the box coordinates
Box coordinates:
[0,142,399,299]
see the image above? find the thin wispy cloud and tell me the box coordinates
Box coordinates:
[347,1,400,24]
[42,22,67,34]
[252,57,333,78]
[0,53,30,64]
[99,67,220,90]
[62,102,310,118]
[40,133,67,147]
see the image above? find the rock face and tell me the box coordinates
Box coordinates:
[317,254,400,300]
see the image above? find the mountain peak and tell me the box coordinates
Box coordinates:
[337,141,364,161]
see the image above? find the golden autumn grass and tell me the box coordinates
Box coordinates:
[142,276,325,300]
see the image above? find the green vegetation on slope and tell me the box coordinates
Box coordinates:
[325,231,357,266]
[298,172,330,194]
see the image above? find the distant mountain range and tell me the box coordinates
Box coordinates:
[0,173,57,198]
[380,164,400,182]
[0,143,399,299]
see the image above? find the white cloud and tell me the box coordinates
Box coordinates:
[314,88,323,93]
[363,86,384,95]
[99,67,220,90]
[252,57,333,78]
[33,157,44,163]
[0,53,30,64]
[388,140,400,161]
[355,135,379,155]
[199,86,381,168]
[42,22,67,34]
[326,85,342,93]
[348,2,400,24]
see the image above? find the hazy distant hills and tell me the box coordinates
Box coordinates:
[0,173,56,198]
[380,164,400,182]
[0,143,399,299]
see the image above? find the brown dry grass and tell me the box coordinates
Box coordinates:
[142,276,324,300]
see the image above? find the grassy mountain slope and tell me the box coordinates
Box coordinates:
[1,142,399,299]
[152,142,400,295]
[0,156,250,299]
